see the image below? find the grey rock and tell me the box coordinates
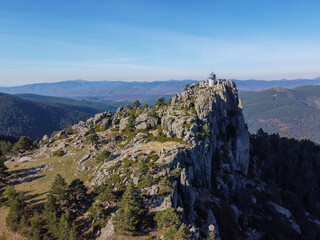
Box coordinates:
[42,135,49,142]
[78,154,91,164]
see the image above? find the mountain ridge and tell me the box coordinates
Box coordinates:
[239,84,320,142]
[2,78,320,101]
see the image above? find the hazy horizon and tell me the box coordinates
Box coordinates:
[1,76,320,88]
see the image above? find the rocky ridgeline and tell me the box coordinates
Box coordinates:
[20,79,306,239]
[85,79,249,239]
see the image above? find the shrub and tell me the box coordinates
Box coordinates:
[65,125,73,135]
[170,168,182,179]
[176,225,192,240]
[86,133,99,144]
[132,100,141,109]
[203,124,210,136]
[51,131,59,138]
[86,128,96,135]
[163,226,177,240]
[156,97,165,106]
[52,150,64,157]
[137,159,148,175]
[158,176,172,196]
[154,208,180,230]
[96,150,111,163]
[95,124,101,132]
[12,136,33,154]
[123,113,136,132]
[149,154,159,161]
[137,172,154,189]
[105,174,121,186]
[207,232,216,240]
[148,109,158,118]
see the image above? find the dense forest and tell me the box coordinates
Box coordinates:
[0,93,92,139]
[250,129,320,239]
[240,86,320,142]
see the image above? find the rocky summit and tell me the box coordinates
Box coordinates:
[4,79,320,240]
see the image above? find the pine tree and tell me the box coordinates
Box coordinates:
[95,183,116,202]
[28,211,42,240]
[154,208,180,230]
[113,183,145,235]
[125,113,136,132]
[132,100,141,109]
[12,136,33,154]
[47,212,59,238]
[68,221,79,240]
[6,193,26,231]
[44,191,58,215]
[156,97,165,106]
[18,215,29,236]
[68,179,87,203]
[58,213,70,240]
[0,155,7,174]
[51,174,69,210]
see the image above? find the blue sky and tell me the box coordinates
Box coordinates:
[0,0,320,86]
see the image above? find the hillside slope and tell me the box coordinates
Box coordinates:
[0,93,92,139]
[239,85,320,142]
[15,93,122,114]
[3,80,320,239]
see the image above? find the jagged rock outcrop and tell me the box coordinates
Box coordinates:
[88,79,251,239]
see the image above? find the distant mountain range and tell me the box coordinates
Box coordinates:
[0,80,198,102]
[1,78,320,100]
[234,78,320,91]
[239,85,320,143]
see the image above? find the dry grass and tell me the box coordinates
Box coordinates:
[5,147,96,205]
[139,141,182,152]
[1,145,98,239]
[104,230,163,240]
[0,207,26,240]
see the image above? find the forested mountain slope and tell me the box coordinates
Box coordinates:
[15,93,122,114]
[0,93,91,139]
[239,85,320,142]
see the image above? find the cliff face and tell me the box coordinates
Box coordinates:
[157,80,250,238]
